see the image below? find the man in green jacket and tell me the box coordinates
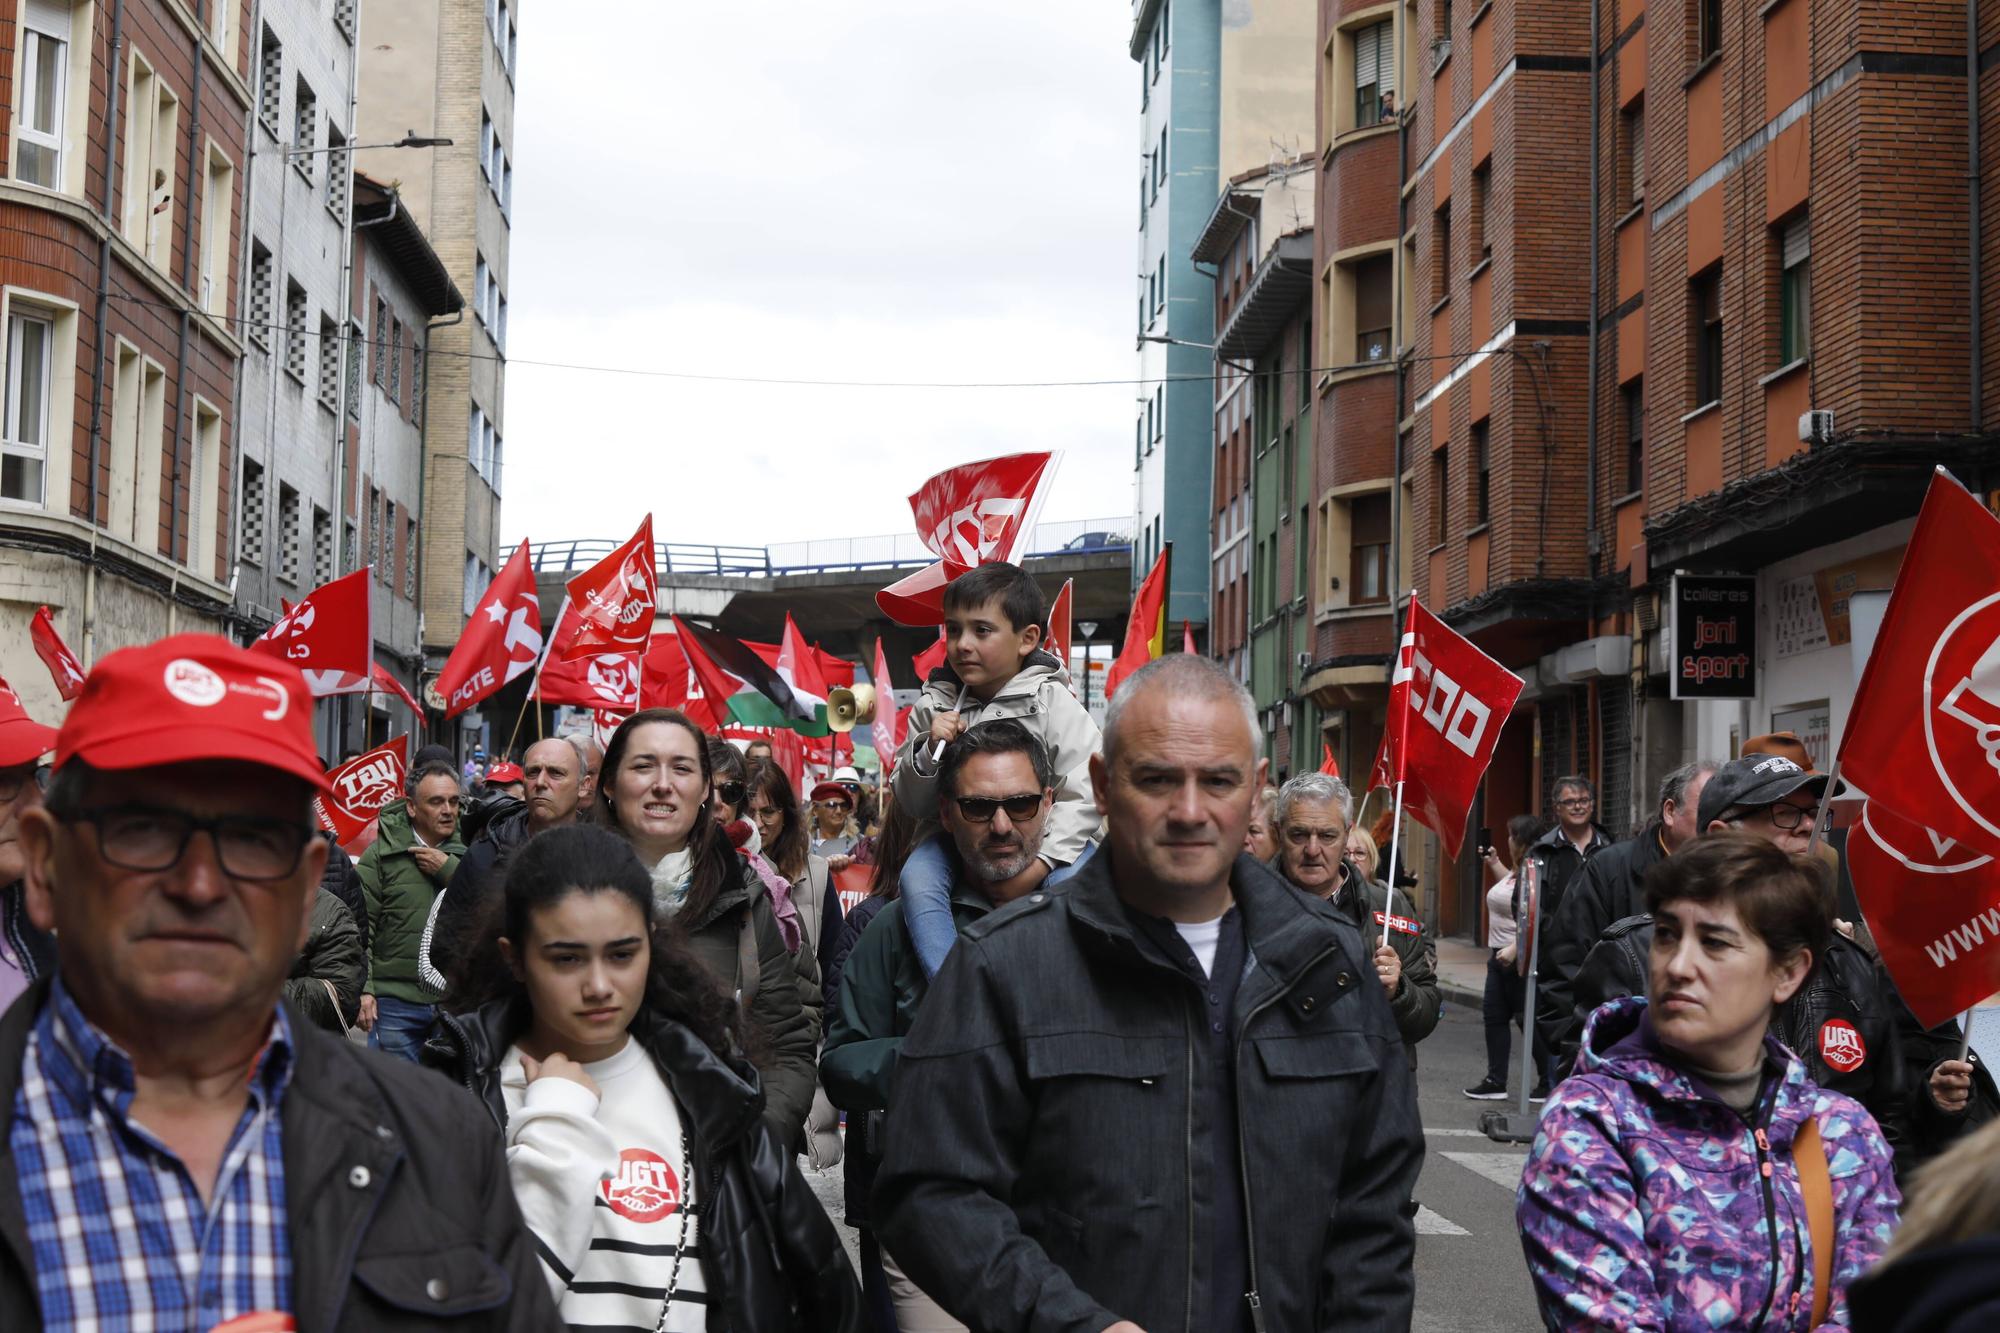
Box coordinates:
[358,761,464,1060]
[822,718,1055,1333]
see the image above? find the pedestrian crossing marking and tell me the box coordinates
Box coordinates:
[1415,1205,1470,1236]
[1438,1151,1529,1191]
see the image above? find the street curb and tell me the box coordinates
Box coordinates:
[1437,979,1484,1011]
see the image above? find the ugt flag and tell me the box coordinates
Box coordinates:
[876,452,1057,625]
[1369,598,1525,858]
[29,606,85,701]
[1839,470,2000,857]
[437,539,543,717]
[1847,798,2000,1028]
[315,736,408,851]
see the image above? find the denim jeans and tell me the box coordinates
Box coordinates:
[369,995,437,1063]
[1482,949,1526,1084]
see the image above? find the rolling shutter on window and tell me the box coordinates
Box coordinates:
[1782,215,1810,268]
[23,0,71,38]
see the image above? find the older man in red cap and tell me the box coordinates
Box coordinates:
[0,635,554,1331]
[0,678,57,1013]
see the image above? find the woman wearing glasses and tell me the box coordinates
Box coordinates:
[594,709,821,1148]
[809,780,861,862]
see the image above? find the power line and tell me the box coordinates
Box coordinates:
[105,287,1522,390]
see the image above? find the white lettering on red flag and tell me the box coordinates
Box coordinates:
[314,736,409,850]
[248,567,374,687]
[1847,797,2000,1028]
[560,516,657,659]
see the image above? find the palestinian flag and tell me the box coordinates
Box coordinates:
[672,615,823,734]
[775,613,832,735]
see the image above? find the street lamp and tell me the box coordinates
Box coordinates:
[1076,620,1100,713]
[253,131,453,160]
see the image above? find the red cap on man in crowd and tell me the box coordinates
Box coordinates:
[485,761,524,784]
[0,679,57,768]
[53,634,329,792]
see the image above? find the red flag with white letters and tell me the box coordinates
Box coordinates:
[314,735,408,850]
[1846,799,2000,1028]
[1369,598,1525,858]
[559,516,657,659]
[248,567,373,692]
[1838,470,2000,857]
[436,539,543,718]
[29,606,85,701]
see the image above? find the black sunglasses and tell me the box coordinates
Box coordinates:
[713,781,745,806]
[952,793,1045,824]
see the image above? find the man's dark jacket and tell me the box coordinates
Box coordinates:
[0,980,558,1330]
[1521,821,1612,930]
[1566,916,1911,1153]
[424,805,534,991]
[0,885,52,987]
[873,849,1424,1333]
[424,997,863,1332]
[1311,862,1441,1056]
[1535,823,1669,1060]
[318,837,368,959]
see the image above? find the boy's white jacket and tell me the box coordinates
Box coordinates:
[892,650,1103,866]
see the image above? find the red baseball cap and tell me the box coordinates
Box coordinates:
[485,761,524,784]
[0,678,56,768]
[54,634,329,792]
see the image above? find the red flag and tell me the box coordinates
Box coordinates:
[559,516,657,659]
[314,736,408,850]
[912,629,948,681]
[370,662,422,714]
[1047,579,1074,666]
[1105,547,1169,700]
[1183,620,1197,655]
[1847,799,2000,1028]
[29,606,85,700]
[539,644,641,711]
[249,567,373,691]
[436,538,542,717]
[874,637,904,777]
[1837,471,2000,855]
[876,452,1057,626]
[590,709,629,749]
[1321,743,1342,778]
[641,633,691,711]
[1368,598,1525,858]
[779,613,832,705]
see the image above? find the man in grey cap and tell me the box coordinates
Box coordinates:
[1697,752,1831,855]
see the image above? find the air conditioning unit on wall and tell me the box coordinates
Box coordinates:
[1798,409,1834,446]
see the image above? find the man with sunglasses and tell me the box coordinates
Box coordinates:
[822,718,1055,1333]
[0,681,56,1014]
[0,635,554,1329]
[356,761,465,1061]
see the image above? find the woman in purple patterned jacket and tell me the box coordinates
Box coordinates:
[1517,834,1901,1331]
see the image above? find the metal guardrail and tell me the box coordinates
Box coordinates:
[526,517,1133,580]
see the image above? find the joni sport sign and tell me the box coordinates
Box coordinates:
[1669,573,1756,700]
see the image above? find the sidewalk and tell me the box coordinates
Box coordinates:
[1435,935,1488,1010]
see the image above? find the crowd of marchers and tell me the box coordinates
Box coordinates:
[1,559,1999,1331]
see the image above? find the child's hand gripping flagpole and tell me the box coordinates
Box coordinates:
[931,684,968,763]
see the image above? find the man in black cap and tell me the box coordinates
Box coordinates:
[1696,751,1829,855]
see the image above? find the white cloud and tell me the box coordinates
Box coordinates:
[501,2,1144,551]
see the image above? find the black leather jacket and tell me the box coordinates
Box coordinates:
[1568,916,1911,1154]
[422,999,863,1332]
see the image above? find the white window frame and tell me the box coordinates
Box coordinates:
[13,5,69,191]
[198,138,234,318]
[1,307,56,507]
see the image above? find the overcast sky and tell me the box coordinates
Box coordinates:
[500,4,1139,555]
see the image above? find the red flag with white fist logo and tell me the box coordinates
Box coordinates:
[1370,597,1525,859]
[558,516,657,660]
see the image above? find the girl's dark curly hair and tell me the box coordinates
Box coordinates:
[450,823,747,1061]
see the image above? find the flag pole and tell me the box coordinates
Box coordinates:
[1961,1008,1975,1062]
[1383,780,1406,949]
[1804,756,1843,858]
[931,684,969,763]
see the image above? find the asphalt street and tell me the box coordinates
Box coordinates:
[802,994,1550,1331]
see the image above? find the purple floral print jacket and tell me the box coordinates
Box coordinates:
[1516,995,1901,1331]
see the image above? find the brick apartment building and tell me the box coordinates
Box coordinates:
[0,0,251,716]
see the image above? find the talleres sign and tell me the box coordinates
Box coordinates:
[1670,573,1756,700]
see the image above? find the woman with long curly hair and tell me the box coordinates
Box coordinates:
[422,825,862,1330]
[591,708,820,1147]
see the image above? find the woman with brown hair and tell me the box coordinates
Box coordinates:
[594,708,819,1147]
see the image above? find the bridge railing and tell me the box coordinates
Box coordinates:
[526,517,1131,580]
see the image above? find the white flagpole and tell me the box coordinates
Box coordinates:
[1961,1007,1976,1062]
[1383,780,1407,949]
[1804,755,1843,858]
[931,684,969,763]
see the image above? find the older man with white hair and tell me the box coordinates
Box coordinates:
[875,654,1423,1333]
[1273,771,1441,1053]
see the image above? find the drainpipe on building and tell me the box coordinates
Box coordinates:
[223,0,268,628]
[1584,0,1602,602]
[1972,0,1984,430]
[1389,56,1411,618]
[85,0,129,533]
[166,37,205,567]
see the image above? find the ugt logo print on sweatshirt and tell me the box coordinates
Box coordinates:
[602,1147,683,1223]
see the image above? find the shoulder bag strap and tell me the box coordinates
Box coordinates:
[1792,1114,1834,1327]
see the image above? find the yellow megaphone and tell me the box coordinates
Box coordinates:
[827,683,878,733]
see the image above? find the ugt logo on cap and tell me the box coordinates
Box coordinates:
[164,659,227,708]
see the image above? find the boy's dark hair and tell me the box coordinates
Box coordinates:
[938,718,1054,798]
[941,562,1048,636]
[1643,832,1831,970]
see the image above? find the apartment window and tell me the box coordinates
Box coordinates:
[326,123,349,219]
[292,77,316,180]
[367,485,381,570]
[1622,378,1644,493]
[388,319,403,403]
[480,111,495,180]
[284,282,308,382]
[404,515,419,597]
[1431,447,1450,545]
[463,552,489,617]
[278,483,301,582]
[345,318,362,418]
[190,399,222,575]
[1352,493,1390,604]
[373,296,388,385]
[1354,20,1394,129]
[209,0,236,62]
[1697,0,1721,62]
[123,53,179,267]
[1433,202,1452,300]
[334,0,357,43]
[198,144,234,317]
[1,309,54,504]
[343,517,357,572]
[1692,266,1722,409]
[248,241,274,349]
[240,458,265,566]
[1157,127,1168,190]
[257,27,282,136]
[1155,255,1166,316]
[1779,213,1810,365]
[14,1,71,189]
[380,501,395,584]
[313,505,333,585]
[317,315,339,411]
[410,338,427,419]
[490,426,504,497]
[1623,104,1645,205]
[470,406,488,478]
[1280,425,1295,508]
[475,256,490,327]
[1471,164,1491,262]
[1472,419,1491,523]
[1300,311,1314,404]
